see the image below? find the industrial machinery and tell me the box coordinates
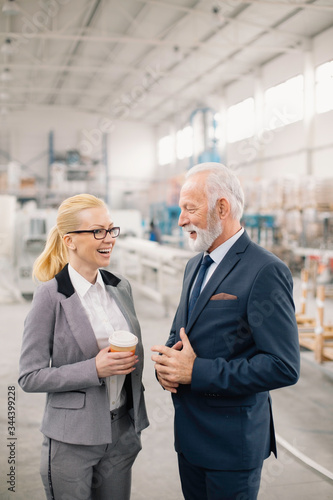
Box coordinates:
[15,207,57,298]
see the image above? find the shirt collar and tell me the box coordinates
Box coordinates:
[68,264,105,298]
[207,227,244,265]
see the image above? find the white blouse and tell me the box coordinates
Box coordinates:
[68,264,130,410]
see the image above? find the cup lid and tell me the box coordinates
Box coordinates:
[108,330,138,347]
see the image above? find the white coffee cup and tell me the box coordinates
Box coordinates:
[108,330,138,353]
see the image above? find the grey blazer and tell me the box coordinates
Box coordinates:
[18,264,149,445]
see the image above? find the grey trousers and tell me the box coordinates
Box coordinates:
[40,410,142,500]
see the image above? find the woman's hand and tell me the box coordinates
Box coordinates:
[96,346,138,378]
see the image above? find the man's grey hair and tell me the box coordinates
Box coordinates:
[185,162,245,221]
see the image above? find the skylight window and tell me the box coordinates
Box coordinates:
[226,98,255,143]
[158,135,174,165]
[176,126,193,160]
[315,60,333,114]
[264,75,304,130]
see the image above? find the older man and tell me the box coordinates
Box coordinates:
[152,163,300,500]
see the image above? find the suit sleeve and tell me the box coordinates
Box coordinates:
[191,260,300,396]
[165,309,178,348]
[164,259,191,349]
[18,285,101,393]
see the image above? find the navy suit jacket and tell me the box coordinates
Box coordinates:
[166,231,300,470]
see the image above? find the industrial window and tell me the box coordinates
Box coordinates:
[264,75,304,130]
[315,60,333,114]
[213,113,223,141]
[158,135,174,165]
[176,126,193,160]
[226,98,255,143]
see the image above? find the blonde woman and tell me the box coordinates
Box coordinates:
[19,194,149,500]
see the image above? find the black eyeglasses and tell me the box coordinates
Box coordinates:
[66,227,120,240]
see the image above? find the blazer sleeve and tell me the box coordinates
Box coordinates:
[18,284,101,393]
[191,260,300,396]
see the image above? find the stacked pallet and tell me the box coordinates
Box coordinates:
[315,178,333,212]
[296,270,333,363]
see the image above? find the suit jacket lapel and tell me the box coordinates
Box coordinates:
[105,285,136,335]
[186,231,251,332]
[178,255,202,329]
[60,294,100,358]
[55,264,122,359]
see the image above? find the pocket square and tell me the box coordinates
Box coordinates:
[210,293,238,300]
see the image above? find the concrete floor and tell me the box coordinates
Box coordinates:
[0,279,333,500]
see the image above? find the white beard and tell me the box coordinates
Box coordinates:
[183,212,222,252]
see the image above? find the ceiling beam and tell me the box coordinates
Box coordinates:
[138,0,333,13]
[0,31,302,52]
[238,0,333,12]
[135,0,307,41]
[95,0,205,110]
[72,1,151,108]
[46,0,104,105]
[133,1,309,122]
[0,62,145,75]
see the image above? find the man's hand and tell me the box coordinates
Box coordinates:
[151,328,197,393]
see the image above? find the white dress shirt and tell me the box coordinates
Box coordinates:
[68,264,130,410]
[195,227,245,293]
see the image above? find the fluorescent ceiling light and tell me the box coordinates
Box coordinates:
[0,68,12,81]
[1,39,14,55]
[2,0,20,15]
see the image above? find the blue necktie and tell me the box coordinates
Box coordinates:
[188,255,214,319]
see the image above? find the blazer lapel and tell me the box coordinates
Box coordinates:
[99,269,136,330]
[60,294,100,358]
[186,231,250,332]
[55,264,112,359]
[105,285,136,335]
[54,265,136,356]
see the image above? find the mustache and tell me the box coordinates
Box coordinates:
[182,224,199,233]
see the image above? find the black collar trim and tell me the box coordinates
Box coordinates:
[55,264,121,297]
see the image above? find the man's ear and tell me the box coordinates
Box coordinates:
[217,198,230,219]
[63,234,76,250]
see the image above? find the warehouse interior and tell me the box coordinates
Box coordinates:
[0,0,333,499]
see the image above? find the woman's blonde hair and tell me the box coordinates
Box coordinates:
[33,194,107,282]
